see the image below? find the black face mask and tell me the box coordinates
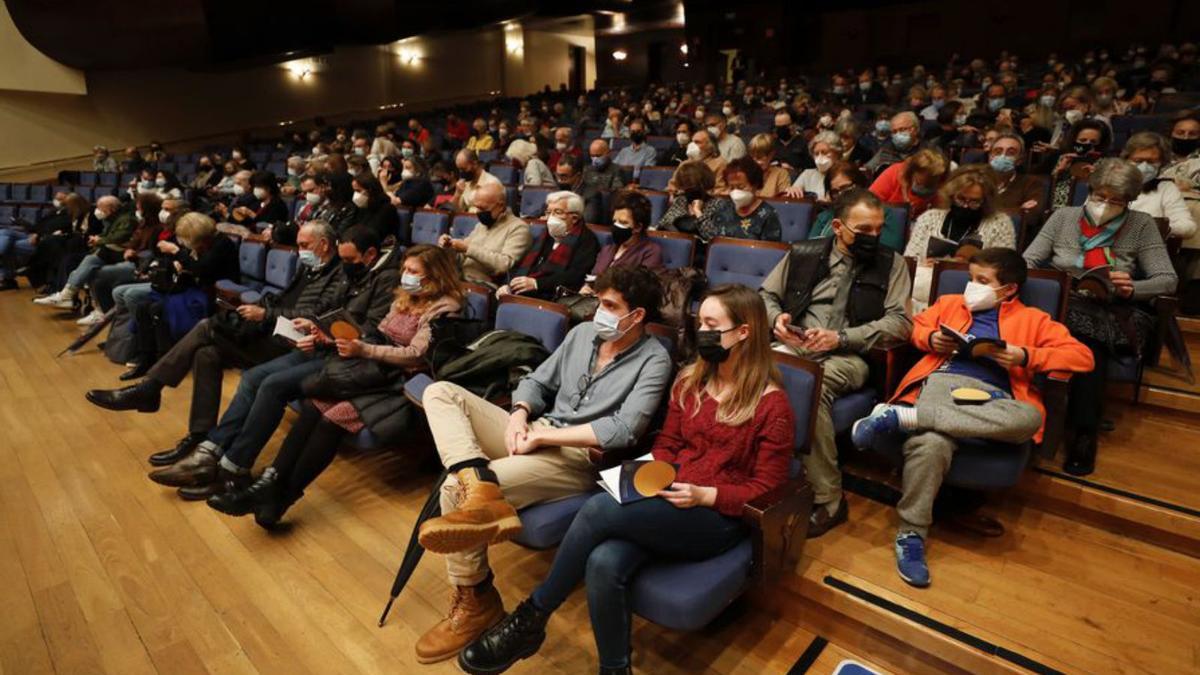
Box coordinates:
[683,188,706,202]
[557,178,575,190]
[1073,142,1098,155]
[610,225,634,247]
[629,131,646,144]
[848,232,880,260]
[1172,137,1199,156]
[477,209,497,227]
[948,204,983,229]
[696,328,735,363]
[775,125,793,142]
[342,261,368,281]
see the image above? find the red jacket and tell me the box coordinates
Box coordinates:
[890,295,1095,443]
[869,161,935,217]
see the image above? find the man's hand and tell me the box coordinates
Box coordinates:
[784,186,805,199]
[772,313,805,350]
[213,202,229,217]
[157,240,180,255]
[296,334,318,353]
[511,426,543,455]
[509,276,537,294]
[800,328,840,353]
[988,344,1028,369]
[658,483,717,509]
[292,317,317,334]
[450,238,469,253]
[335,338,365,358]
[688,200,705,218]
[505,409,530,454]
[1110,270,1135,299]
[236,304,266,322]
[1053,153,1078,176]
[87,235,100,247]
[438,233,453,248]
[123,249,137,261]
[929,331,957,354]
[1020,199,1038,211]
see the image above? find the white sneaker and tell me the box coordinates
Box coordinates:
[77,309,105,326]
[33,290,72,308]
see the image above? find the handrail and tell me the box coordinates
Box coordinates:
[0,90,505,181]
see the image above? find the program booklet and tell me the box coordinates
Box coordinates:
[315,308,364,341]
[598,455,678,505]
[939,323,1008,359]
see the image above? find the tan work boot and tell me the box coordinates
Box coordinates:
[418,467,522,554]
[414,581,505,664]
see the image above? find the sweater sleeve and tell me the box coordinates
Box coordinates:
[1022,310,1096,376]
[1130,221,1179,300]
[650,387,686,463]
[905,210,938,258]
[710,394,795,517]
[1159,182,1198,239]
[983,212,1016,250]
[465,220,532,276]
[360,302,457,367]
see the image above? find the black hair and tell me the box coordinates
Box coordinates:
[594,265,662,322]
[353,172,388,209]
[724,156,765,190]
[326,171,354,205]
[833,187,884,221]
[610,190,652,229]
[1066,119,1113,152]
[338,224,382,256]
[557,152,584,175]
[250,170,281,197]
[969,247,1028,290]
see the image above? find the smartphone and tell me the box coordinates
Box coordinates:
[786,324,809,337]
[216,297,238,312]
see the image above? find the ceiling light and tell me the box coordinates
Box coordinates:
[612,50,628,61]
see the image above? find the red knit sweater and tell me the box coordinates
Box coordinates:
[652,389,795,516]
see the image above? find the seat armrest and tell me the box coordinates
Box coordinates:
[741,477,813,584]
[1037,373,1072,460]
[1148,295,1179,367]
[867,341,920,400]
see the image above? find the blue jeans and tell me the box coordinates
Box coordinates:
[66,253,107,289]
[93,262,138,311]
[530,494,746,669]
[113,281,154,313]
[210,350,324,470]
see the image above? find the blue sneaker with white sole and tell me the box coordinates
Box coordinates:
[895,532,931,587]
[851,403,899,450]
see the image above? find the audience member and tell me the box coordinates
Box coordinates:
[612,119,657,178]
[722,158,783,242]
[705,112,747,161]
[499,190,599,299]
[787,131,842,200]
[865,111,925,175]
[439,181,532,286]
[667,130,729,194]
[548,127,583,171]
[870,148,950,218]
[451,150,503,213]
[579,191,663,296]
[350,173,402,240]
[988,132,1047,220]
[748,133,793,198]
[1120,132,1197,238]
[33,195,133,308]
[580,140,625,224]
[658,161,737,243]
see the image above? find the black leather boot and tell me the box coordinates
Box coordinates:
[177,467,251,501]
[458,598,550,674]
[86,380,162,413]
[148,433,206,467]
[1063,431,1097,476]
[207,468,282,517]
[600,666,633,675]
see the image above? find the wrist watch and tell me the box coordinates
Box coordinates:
[510,402,530,416]
[837,330,849,350]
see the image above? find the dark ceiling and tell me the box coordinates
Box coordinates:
[5,0,648,71]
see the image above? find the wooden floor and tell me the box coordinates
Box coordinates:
[4,287,1200,675]
[0,289,888,674]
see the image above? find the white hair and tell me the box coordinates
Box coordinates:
[546,190,584,216]
[809,130,844,154]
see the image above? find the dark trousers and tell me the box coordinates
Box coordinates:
[529,494,746,669]
[147,318,284,435]
[1067,337,1108,434]
[271,401,347,501]
[212,350,323,469]
[93,262,138,311]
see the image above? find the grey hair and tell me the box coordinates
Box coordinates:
[546,190,584,216]
[809,130,844,154]
[834,117,860,138]
[301,219,337,246]
[891,110,919,130]
[993,131,1026,156]
[1088,158,1144,202]
[1120,131,1173,164]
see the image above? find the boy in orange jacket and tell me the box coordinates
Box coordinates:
[851,248,1094,587]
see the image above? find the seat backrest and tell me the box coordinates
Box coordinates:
[97,172,119,186]
[395,206,414,244]
[646,231,695,270]
[463,283,492,321]
[643,190,669,226]
[528,221,548,248]
[79,172,99,186]
[931,260,1069,320]
[478,150,500,163]
[961,149,987,164]
[638,167,674,192]
[1069,179,1089,207]
[884,202,910,239]
[451,213,479,240]
[488,165,519,186]
[495,296,570,352]
[17,206,39,223]
[28,185,49,202]
[264,247,299,289]
[238,240,269,281]
[765,198,814,243]
[10,184,29,201]
[646,136,673,151]
[588,224,614,249]
[520,187,553,219]
[0,206,14,223]
[773,352,823,454]
[704,237,790,290]
[411,209,450,245]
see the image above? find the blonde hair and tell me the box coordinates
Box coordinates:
[674,285,781,426]
[937,165,999,218]
[749,133,776,158]
[175,212,216,249]
[903,148,949,184]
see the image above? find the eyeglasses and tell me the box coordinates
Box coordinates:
[953,195,984,209]
[546,208,570,217]
[1089,196,1127,207]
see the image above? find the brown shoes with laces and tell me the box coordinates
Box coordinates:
[414,581,505,664]
[417,467,523,554]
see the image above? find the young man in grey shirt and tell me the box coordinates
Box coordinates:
[411,266,673,665]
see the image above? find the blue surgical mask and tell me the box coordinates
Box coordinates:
[401,272,423,293]
[987,97,1005,112]
[892,131,914,149]
[591,155,608,168]
[593,307,633,341]
[875,120,891,134]
[298,249,321,268]
[989,155,1016,173]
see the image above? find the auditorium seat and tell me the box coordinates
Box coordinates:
[410,209,450,245]
[520,186,553,219]
[215,240,269,298]
[647,231,696,270]
[643,190,669,225]
[766,198,814,243]
[638,167,674,192]
[450,213,478,239]
[588,224,613,248]
[487,164,520,186]
[79,172,99,187]
[704,237,789,290]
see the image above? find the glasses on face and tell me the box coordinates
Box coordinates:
[953,195,984,208]
[1089,195,1127,208]
[829,185,852,199]
[546,207,570,218]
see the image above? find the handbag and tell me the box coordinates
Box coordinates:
[427,316,489,371]
[555,287,601,324]
[301,355,397,400]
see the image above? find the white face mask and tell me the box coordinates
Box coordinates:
[253,187,268,200]
[547,215,571,239]
[352,191,369,208]
[963,281,1001,312]
[730,188,755,208]
[1064,109,1084,125]
[155,178,166,187]
[158,209,171,223]
[305,192,322,205]
[311,146,321,156]
[94,207,107,220]
[814,155,834,173]
[400,169,415,180]
[1085,198,1122,225]
[555,142,568,151]
[232,184,246,196]
[676,132,691,145]
[721,106,733,116]
[287,168,299,177]
[685,142,702,160]
[706,125,721,137]
[52,198,62,209]
[593,307,634,341]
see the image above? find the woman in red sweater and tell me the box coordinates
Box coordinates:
[458,284,795,675]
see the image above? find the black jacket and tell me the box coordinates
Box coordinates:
[396,178,435,208]
[353,201,402,241]
[261,257,345,324]
[175,235,240,291]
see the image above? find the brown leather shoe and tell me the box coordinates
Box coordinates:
[415,581,505,664]
[418,467,522,554]
[177,468,252,502]
[807,498,849,539]
[148,443,220,488]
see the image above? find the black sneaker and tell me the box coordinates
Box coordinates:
[458,599,550,674]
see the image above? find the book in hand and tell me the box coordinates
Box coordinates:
[598,455,678,505]
[939,323,1007,359]
[316,308,364,341]
[1064,264,1114,302]
[926,235,983,260]
[272,316,307,344]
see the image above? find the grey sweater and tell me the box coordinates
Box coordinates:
[1023,206,1178,301]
